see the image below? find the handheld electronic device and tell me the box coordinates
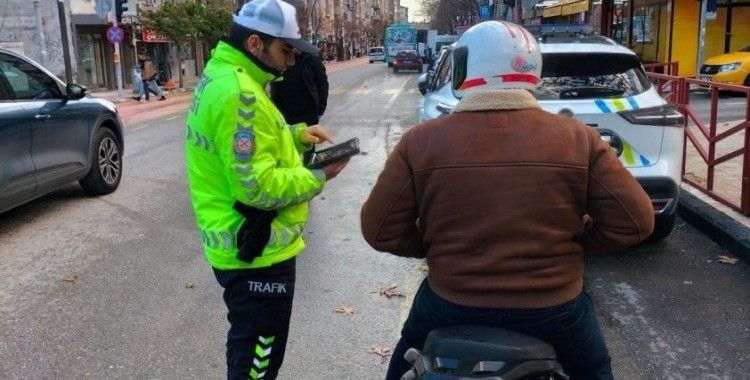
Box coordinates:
[307,138,360,169]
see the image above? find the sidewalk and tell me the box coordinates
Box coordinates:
[89,57,370,126]
[678,117,750,263]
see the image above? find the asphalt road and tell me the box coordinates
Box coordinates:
[688,90,748,124]
[0,61,748,379]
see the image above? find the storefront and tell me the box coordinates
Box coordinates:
[524,0,601,35]
[139,30,174,82]
[603,0,750,75]
[71,14,137,90]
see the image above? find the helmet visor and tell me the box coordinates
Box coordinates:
[452,46,468,96]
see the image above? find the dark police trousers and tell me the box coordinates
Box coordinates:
[214,258,296,380]
[386,279,614,380]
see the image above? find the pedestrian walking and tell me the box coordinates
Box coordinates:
[134,50,166,101]
[270,51,329,165]
[185,0,349,379]
[361,21,655,380]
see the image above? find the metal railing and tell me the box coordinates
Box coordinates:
[645,71,750,215]
[644,61,680,76]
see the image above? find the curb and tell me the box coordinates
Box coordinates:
[677,190,750,263]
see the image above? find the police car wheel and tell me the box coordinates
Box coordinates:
[80,127,122,196]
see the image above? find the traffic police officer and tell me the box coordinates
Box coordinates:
[185,0,348,378]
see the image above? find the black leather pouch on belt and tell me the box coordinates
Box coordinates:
[233,202,278,264]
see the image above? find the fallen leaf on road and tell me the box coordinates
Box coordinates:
[367,345,392,363]
[184,281,195,289]
[374,284,405,299]
[335,305,355,315]
[62,274,77,283]
[717,256,739,265]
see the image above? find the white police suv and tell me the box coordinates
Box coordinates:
[417,37,684,241]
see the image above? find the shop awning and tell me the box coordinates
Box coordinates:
[142,30,170,43]
[541,0,589,18]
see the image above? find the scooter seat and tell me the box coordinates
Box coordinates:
[423,325,557,363]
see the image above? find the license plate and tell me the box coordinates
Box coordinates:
[699,76,712,81]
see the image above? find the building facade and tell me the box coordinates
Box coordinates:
[519,0,750,76]
[397,5,409,22]
[0,0,186,91]
[301,0,398,59]
[0,0,71,79]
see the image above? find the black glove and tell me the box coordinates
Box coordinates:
[233,202,278,264]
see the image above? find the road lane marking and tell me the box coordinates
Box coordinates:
[385,77,412,110]
[329,86,346,95]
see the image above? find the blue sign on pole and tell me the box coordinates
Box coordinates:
[480,5,492,20]
[106,25,125,44]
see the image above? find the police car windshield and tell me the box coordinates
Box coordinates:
[536,53,651,100]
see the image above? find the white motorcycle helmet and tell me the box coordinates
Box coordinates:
[452,21,542,98]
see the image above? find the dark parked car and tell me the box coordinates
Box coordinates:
[0,48,124,213]
[393,50,423,73]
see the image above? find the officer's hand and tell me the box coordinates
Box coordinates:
[301,124,333,145]
[321,158,350,181]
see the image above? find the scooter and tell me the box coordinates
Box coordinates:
[401,325,569,379]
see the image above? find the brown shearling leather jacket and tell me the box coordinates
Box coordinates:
[361,89,654,309]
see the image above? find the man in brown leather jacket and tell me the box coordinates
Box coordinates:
[361,21,654,380]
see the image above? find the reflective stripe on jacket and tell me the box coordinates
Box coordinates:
[186,41,324,270]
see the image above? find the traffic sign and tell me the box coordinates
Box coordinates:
[480,5,492,20]
[106,25,125,44]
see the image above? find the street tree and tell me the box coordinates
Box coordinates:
[419,0,440,23]
[431,0,479,34]
[196,0,234,47]
[140,0,233,89]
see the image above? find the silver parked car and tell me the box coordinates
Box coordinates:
[0,48,124,213]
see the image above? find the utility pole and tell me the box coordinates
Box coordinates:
[32,0,49,67]
[112,0,124,99]
[57,0,73,84]
[696,0,707,76]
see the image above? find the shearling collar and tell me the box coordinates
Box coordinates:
[454,89,540,113]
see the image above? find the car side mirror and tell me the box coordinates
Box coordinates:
[66,83,87,100]
[417,73,429,95]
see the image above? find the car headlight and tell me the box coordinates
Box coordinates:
[718,62,741,72]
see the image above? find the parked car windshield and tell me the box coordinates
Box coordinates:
[369,48,383,54]
[536,53,651,100]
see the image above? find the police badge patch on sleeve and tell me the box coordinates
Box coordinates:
[234,130,255,161]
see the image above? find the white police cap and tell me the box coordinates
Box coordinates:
[233,0,318,54]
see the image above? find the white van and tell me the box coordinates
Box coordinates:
[368,46,385,63]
